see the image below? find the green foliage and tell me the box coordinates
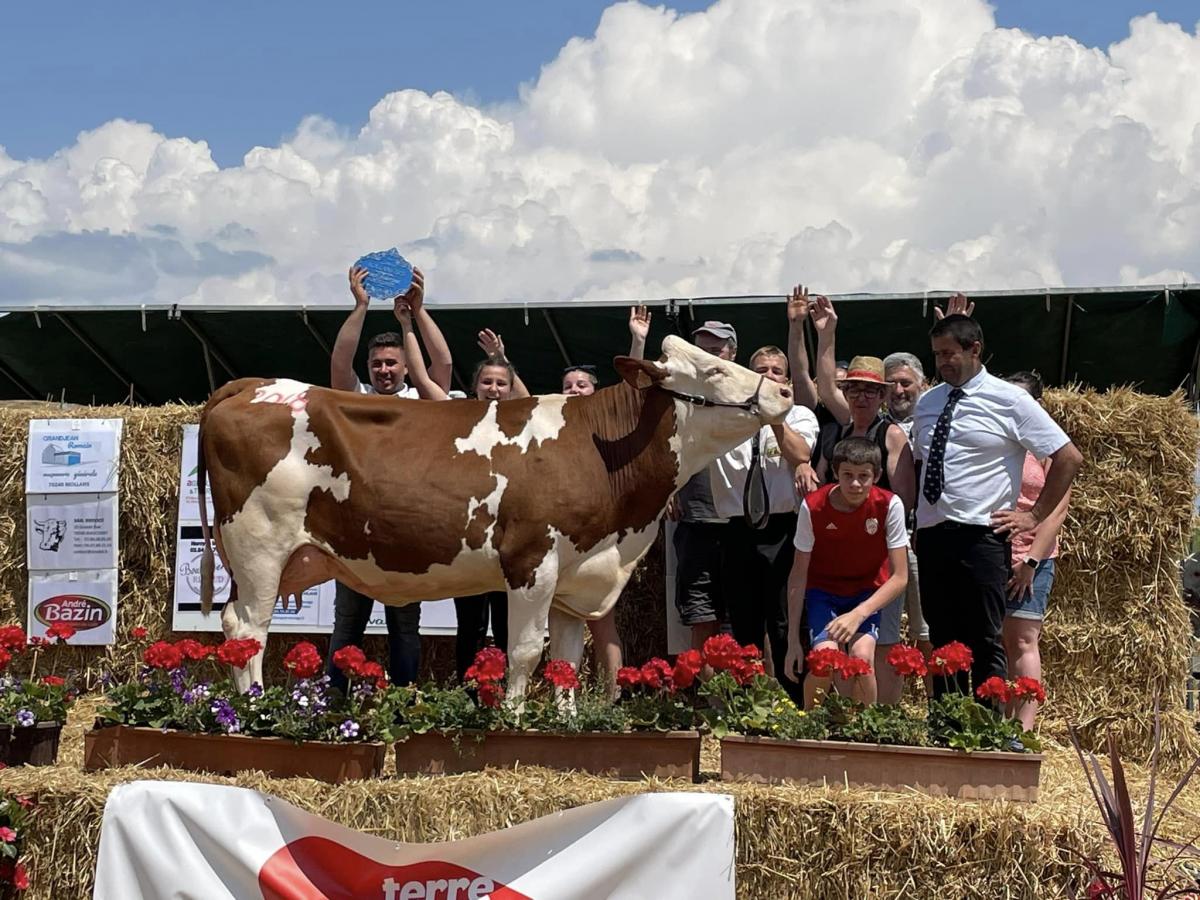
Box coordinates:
[697,672,827,741]
[0,673,77,726]
[927,692,1041,752]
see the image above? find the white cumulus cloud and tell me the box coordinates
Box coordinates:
[1,0,1199,307]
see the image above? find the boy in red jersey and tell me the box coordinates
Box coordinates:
[783,437,909,706]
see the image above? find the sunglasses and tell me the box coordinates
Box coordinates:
[562,364,597,375]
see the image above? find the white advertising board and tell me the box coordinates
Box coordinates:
[25,419,122,493]
[26,493,118,571]
[27,569,118,645]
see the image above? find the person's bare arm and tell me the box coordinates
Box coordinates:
[993,442,1083,536]
[629,305,651,360]
[771,422,812,469]
[395,302,447,401]
[402,268,452,393]
[783,549,811,682]
[786,285,819,411]
[885,425,916,513]
[331,267,370,391]
[477,329,530,398]
[810,295,851,425]
[825,545,908,644]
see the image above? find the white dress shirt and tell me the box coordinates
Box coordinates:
[912,367,1069,528]
[357,381,419,398]
[709,405,819,519]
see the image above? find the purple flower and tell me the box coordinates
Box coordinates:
[15,709,34,728]
[209,698,240,734]
[181,683,210,706]
[170,668,187,695]
[339,720,360,739]
[247,682,263,698]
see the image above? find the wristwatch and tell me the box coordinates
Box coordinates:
[1022,557,1040,571]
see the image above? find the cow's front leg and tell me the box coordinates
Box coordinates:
[548,607,586,714]
[504,570,558,711]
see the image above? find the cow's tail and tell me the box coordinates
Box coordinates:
[197,379,250,616]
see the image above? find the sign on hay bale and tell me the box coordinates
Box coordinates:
[0,388,1195,759]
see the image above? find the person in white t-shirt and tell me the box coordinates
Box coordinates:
[324,264,453,692]
[710,343,818,705]
[913,310,1082,697]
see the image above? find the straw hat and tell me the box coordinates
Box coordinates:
[841,355,886,385]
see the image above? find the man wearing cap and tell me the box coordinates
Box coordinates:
[670,320,740,653]
[706,328,818,704]
[325,265,455,692]
[914,308,1082,696]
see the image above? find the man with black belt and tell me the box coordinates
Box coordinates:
[913,312,1082,695]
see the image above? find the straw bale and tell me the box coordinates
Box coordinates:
[11,707,1200,900]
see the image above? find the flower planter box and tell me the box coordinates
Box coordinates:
[395,730,702,782]
[720,735,1042,801]
[0,722,62,766]
[83,725,385,784]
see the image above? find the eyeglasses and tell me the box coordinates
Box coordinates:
[844,384,884,398]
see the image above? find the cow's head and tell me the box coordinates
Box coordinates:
[615,335,793,437]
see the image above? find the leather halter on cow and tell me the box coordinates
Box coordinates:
[196,335,793,698]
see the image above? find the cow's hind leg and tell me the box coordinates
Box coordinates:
[220,564,282,692]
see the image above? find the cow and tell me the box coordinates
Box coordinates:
[197,335,793,697]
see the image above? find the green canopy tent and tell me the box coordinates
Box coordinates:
[2,286,1199,404]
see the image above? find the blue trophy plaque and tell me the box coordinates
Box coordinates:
[353,248,414,300]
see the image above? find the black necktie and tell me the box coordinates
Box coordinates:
[922,388,965,505]
[744,431,769,530]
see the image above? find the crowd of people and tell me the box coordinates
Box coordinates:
[325,266,1083,727]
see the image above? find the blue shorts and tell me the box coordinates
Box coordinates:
[1006,558,1055,621]
[806,588,880,645]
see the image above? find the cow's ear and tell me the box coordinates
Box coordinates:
[614,356,668,389]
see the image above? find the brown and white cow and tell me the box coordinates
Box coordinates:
[197,335,793,696]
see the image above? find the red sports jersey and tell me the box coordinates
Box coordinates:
[803,484,894,595]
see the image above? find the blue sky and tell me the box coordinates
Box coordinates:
[2,0,1197,168]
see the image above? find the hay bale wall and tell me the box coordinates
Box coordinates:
[0,389,1197,757]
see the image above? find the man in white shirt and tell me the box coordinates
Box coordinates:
[710,342,818,704]
[324,265,455,692]
[913,312,1082,695]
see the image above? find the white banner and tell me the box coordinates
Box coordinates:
[27,569,118,645]
[25,419,122,494]
[176,424,214,523]
[94,781,735,899]
[26,493,118,571]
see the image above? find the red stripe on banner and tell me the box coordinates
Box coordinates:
[259,836,533,900]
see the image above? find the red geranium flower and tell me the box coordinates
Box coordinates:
[927,641,973,676]
[1011,676,1046,704]
[478,679,505,709]
[543,659,580,690]
[130,626,148,640]
[839,657,872,678]
[143,640,184,670]
[702,634,744,671]
[46,621,76,643]
[464,647,506,684]
[0,649,10,673]
[640,658,674,691]
[41,675,65,687]
[885,644,927,678]
[331,645,367,676]
[282,641,323,679]
[0,826,15,842]
[805,647,850,678]
[975,676,1011,703]
[215,638,261,669]
[358,660,386,684]
[26,636,49,650]
[174,639,210,662]
[616,666,642,690]
[730,657,765,686]
[13,862,28,891]
[671,649,703,689]
[0,625,27,651]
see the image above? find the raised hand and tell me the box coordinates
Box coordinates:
[933,292,974,320]
[348,267,369,309]
[393,299,413,328]
[809,293,838,333]
[477,328,506,360]
[629,304,651,340]
[397,267,425,316]
[787,285,812,324]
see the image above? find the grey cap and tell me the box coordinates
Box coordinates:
[692,320,738,343]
